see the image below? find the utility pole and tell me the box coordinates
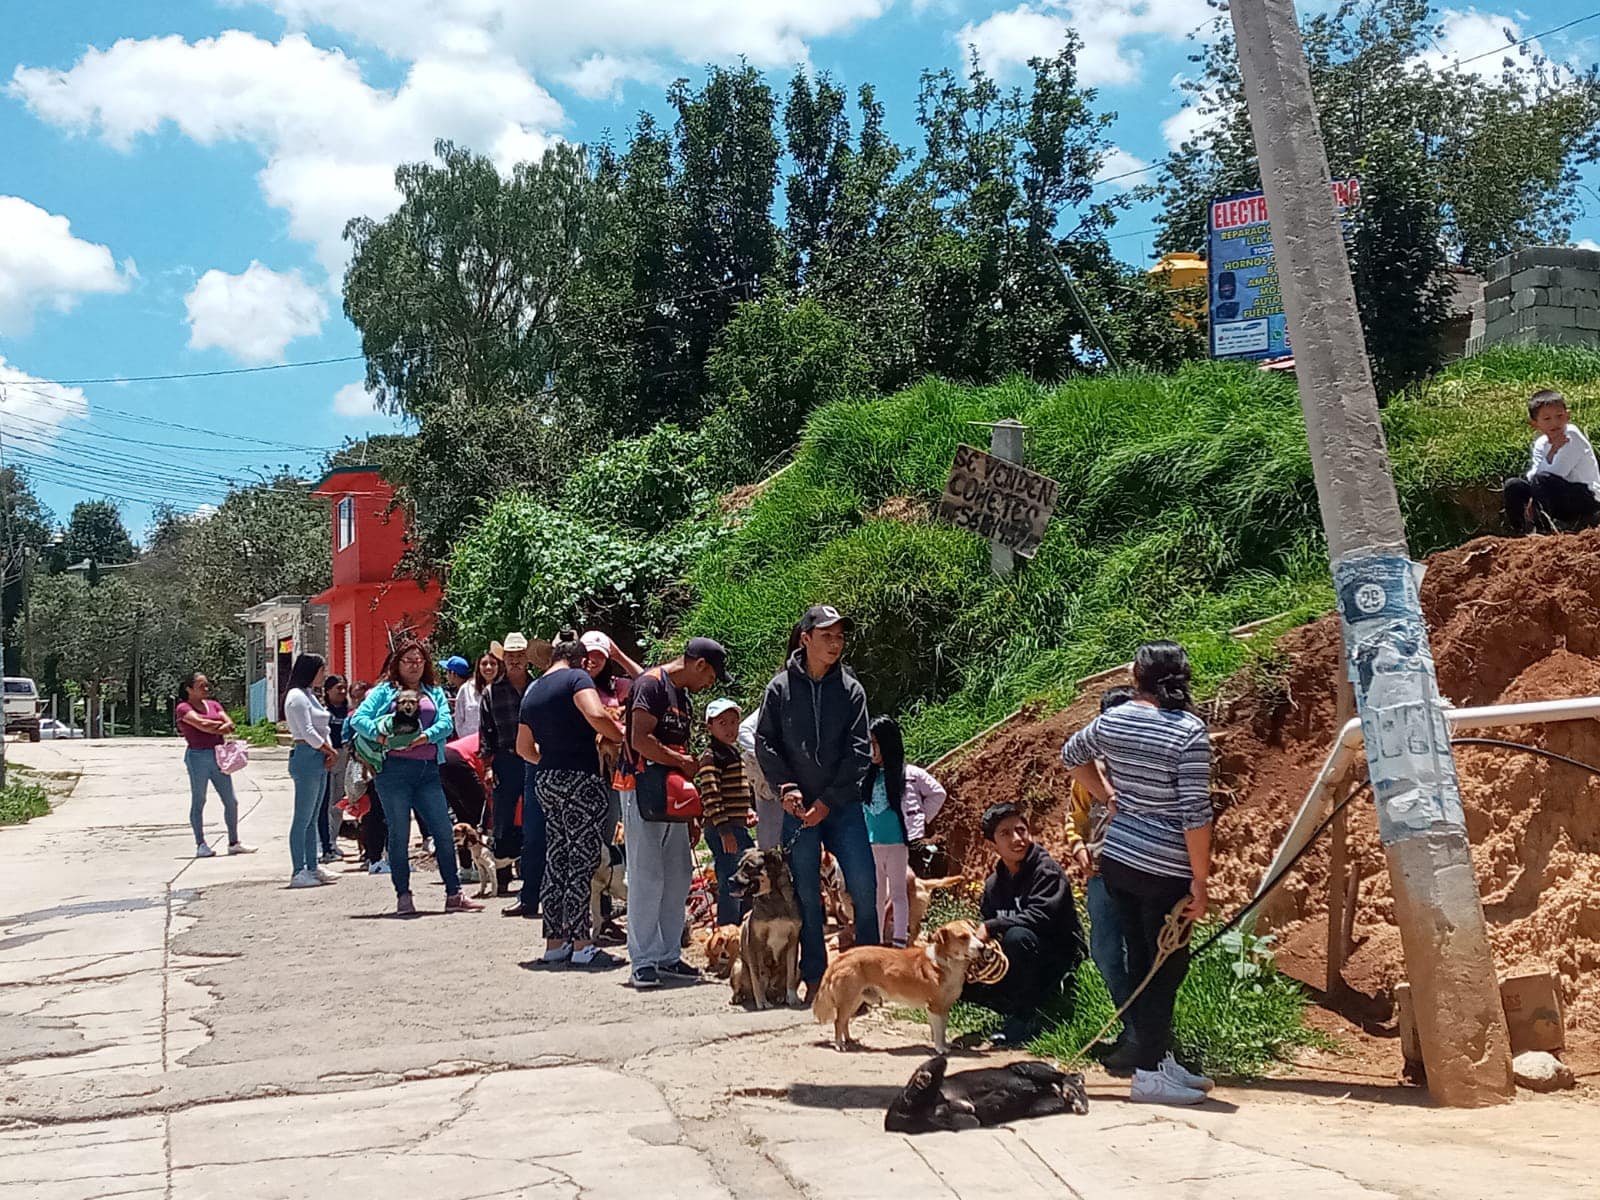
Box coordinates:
[988,420,1025,577]
[1228,0,1512,1105]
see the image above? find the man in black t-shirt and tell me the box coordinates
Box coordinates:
[620,637,729,990]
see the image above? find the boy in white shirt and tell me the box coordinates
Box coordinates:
[1504,389,1600,535]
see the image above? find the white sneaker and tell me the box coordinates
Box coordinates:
[228,843,256,855]
[314,866,339,883]
[1130,1068,1207,1106]
[195,844,216,859]
[369,860,392,875]
[289,869,322,889]
[1160,1052,1214,1093]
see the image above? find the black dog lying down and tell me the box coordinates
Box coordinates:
[885,1054,1088,1133]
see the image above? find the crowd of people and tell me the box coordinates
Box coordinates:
[178,602,1218,1107]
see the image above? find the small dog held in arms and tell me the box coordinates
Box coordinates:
[727,847,803,1009]
[452,824,499,898]
[812,919,986,1053]
[884,1054,1088,1133]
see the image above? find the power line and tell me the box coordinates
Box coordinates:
[1452,10,1600,69]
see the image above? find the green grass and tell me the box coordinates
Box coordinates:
[234,720,281,748]
[0,779,50,826]
[905,891,1329,1077]
[675,344,1597,761]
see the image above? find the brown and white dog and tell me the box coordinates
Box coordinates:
[452,824,501,898]
[811,919,985,1053]
[703,924,742,978]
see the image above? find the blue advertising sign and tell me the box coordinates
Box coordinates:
[1207,178,1361,360]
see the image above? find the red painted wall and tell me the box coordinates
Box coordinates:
[311,466,438,683]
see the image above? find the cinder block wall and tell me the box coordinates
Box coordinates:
[1483,247,1600,349]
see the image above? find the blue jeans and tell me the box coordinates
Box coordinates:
[490,751,523,860]
[784,801,880,985]
[372,756,462,899]
[316,770,336,854]
[184,747,239,847]
[1086,873,1132,1007]
[521,762,546,911]
[708,823,753,926]
[287,745,326,874]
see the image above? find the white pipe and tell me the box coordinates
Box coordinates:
[1256,694,1600,897]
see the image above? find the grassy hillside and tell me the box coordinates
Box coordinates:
[684,344,1600,761]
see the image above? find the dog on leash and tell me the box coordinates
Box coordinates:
[727,847,802,1009]
[884,1054,1088,1133]
[811,919,985,1053]
[452,824,500,898]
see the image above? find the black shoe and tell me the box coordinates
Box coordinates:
[657,959,702,981]
[631,965,661,989]
[570,947,624,970]
[1099,1034,1143,1075]
[990,1015,1042,1047]
[502,902,528,918]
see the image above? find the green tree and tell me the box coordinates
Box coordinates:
[343,140,594,559]
[699,294,872,483]
[0,468,53,674]
[28,573,138,737]
[62,500,134,566]
[1156,0,1600,387]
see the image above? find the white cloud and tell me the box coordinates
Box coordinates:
[1095,146,1150,188]
[184,261,328,364]
[332,381,381,418]
[559,54,663,101]
[1414,10,1532,80]
[0,196,132,334]
[0,356,90,443]
[1574,239,1600,253]
[9,33,566,275]
[960,0,1214,88]
[250,0,889,70]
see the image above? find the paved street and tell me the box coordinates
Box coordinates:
[3,738,1598,1199]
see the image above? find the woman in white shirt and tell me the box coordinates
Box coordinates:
[452,651,500,740]
[283,654,337,889]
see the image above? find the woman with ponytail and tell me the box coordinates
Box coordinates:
[1059,641,1215,1106]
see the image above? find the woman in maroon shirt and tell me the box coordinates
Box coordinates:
[176,672,253,858]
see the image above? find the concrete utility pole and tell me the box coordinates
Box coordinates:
[1227,0,1513,1105]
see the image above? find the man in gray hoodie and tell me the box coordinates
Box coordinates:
[755,604,880,992]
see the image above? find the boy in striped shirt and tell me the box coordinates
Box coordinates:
[697,698,755,926]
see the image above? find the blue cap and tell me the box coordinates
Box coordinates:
[444,655,471,677]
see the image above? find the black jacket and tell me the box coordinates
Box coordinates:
[754,649,871,813]
[981,843,1084,957]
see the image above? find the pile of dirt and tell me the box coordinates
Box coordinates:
[932,529,1600,1034]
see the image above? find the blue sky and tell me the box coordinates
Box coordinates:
[3,1,1599,537]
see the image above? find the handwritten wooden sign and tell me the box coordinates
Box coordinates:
[936,444,1059,559]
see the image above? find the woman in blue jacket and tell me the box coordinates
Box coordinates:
[349,638,483,916]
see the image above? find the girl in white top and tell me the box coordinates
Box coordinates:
[283,654,336,889]
[452,651,500,740]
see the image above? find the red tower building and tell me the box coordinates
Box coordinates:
[309,466,437,684]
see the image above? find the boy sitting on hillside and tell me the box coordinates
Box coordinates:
[963,803,1085,1047]
[1504,389,1600,535]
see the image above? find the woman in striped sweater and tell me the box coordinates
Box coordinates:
[1060,641,1216,1106]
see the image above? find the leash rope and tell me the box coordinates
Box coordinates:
[1068,896,1194,1061]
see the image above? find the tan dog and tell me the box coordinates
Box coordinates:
[452,824,499,898]
[704,924,741,978]
[811,919,985,1053]
[727,848,802,1010]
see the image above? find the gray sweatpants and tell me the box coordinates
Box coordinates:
[742,746,784,851]
[621,789,694,971]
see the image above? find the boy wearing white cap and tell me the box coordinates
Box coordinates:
[696,698,755,926]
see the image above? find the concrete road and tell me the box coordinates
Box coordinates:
[2,738,1597,1199]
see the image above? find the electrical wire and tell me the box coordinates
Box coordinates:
[1450,11,1600,69]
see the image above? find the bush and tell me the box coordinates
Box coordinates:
[235,721,280,748]
[559,424,709,534]
[0,780,50,826]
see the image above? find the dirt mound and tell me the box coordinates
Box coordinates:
[932,529,1600,1033]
